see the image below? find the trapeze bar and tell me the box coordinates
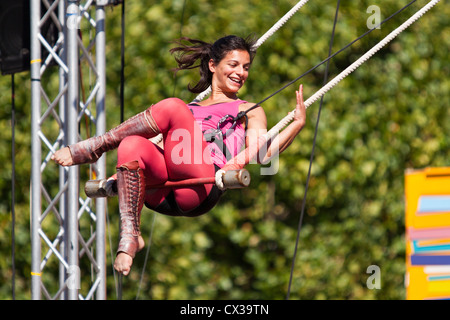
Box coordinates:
[84,169,251,198]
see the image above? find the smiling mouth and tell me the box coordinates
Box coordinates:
[229,77,242,86]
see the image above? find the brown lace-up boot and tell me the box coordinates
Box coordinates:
[69,107,159,164]
[116,160,145,258]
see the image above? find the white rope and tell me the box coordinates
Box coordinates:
[265,0,441,141]
[193,0,309,102]
[255,0,310,48]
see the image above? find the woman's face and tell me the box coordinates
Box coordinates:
[210,49,251,94]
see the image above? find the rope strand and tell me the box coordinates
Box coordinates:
[255,0,310,48]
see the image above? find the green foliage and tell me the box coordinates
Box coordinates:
[0,0,448,300]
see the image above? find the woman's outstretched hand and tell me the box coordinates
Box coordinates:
[294,84,306,128]
[51,147,74,167]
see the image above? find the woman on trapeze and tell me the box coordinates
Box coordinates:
[52,35,307,276]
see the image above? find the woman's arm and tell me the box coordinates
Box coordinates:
[244,84,306,164]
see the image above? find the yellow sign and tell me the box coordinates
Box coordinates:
[405,167,450,300]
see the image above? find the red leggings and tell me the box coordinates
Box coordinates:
[116,98,215,213]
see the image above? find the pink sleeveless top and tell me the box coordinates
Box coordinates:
[188,100,247,168]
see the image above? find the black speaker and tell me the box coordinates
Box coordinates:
[0,0,58,75]
[0,0,30,75]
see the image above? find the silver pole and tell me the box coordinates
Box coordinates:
[30,0,42,300]
[95,4,107,300]
[58,0,69,300]
[66,0,80,300]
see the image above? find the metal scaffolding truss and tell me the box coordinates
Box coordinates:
[30,0,111,300]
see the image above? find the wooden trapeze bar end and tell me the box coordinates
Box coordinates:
[84,169,251,198]
[221,168,251,189]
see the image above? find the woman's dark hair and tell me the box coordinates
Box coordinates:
[170,35,257,93]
